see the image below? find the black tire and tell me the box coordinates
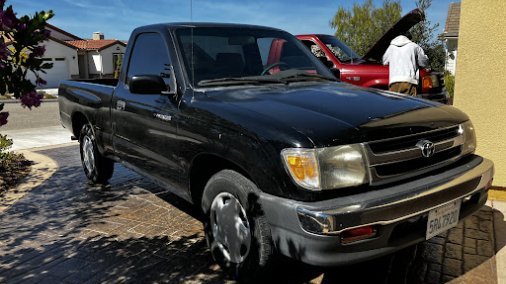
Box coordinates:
[79,124,114,185]
[201,170,273,281]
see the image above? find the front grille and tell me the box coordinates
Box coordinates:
[364,125,465,184]
[375,147,461,177]
[369,126,460,154]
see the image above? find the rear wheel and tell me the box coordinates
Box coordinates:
[79,124,114,185]
[201,170,273,281]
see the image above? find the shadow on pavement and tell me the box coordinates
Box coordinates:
[0,145,503,284]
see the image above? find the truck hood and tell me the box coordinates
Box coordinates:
[362,8,424,62]
[205,82,468,147]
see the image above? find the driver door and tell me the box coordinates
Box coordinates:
[112,32,184,193]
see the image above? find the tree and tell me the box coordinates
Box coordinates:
[409,0,445,71]
[330,0,402,57]
[0,0,54,127]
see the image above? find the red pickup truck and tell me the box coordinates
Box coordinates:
[296,9,448,103]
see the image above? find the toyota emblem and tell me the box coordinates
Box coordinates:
[417,140,435,158]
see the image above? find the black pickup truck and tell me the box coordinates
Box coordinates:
[59,23,494,279]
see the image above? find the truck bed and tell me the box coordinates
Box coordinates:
[71,78,118,86]
[58,79,116,139]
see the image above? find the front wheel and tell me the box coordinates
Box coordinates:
[201,170,273,281]
[79,124,114,185]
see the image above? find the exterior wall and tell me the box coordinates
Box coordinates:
[87,43,126,76]
[41,39,79,76]
[100,44,127,75]
[454,0,506,186]
[22,39,78,88]
[445,38,458,75]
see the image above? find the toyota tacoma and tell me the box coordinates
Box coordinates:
[59,23,494,279]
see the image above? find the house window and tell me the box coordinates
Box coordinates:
[113,53,124,78]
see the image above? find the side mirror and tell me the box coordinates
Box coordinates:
[129,75,167,94]
[330,68,341,80]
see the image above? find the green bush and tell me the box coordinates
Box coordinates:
[444,71,455,99]
[0,134,30,193]
[0,134,13,157]
[0,134,14,167]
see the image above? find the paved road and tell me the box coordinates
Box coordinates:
[0,101,74,150]
[0,101,60,131]
[0,144,502,283]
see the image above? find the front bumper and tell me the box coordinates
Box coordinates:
[259,156,493,266]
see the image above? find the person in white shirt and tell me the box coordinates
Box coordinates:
[383,31,428,96]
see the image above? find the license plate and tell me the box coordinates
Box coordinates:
[426,199,461,240]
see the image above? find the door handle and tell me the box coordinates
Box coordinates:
[116,100,126,111]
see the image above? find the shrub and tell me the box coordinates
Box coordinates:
[0,133,12,159]
[444,71,455,99]
[0,134,30,194]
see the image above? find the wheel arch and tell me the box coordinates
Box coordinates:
[71,111,89,139]
[189,153,254,207]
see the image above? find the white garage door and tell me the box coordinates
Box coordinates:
[27,58,70,88]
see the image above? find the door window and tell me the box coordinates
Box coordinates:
[126,33,171,82]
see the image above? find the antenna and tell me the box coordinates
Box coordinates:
[190,0,195,100]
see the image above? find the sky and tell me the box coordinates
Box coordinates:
[9,0,454,41]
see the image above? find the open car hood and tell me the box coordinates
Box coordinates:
[362,8,424,62]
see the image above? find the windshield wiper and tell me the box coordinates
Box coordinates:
[198,71,336,87]
[198,77,282,87]
[271,70,337,83]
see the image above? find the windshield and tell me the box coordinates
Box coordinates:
[175,27,335,87]
[318,35,360,62]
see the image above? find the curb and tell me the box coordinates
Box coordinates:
[0,98,58,104]
[0,150,58,213]
[490,189,506,201]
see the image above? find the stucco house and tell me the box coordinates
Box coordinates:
[441,2,460,75]
[21,24,80,88]
[66,32,127,80]
[22,24,127,88]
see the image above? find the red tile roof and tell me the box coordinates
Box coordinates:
[49,36,80,49]
[65,39,126,51]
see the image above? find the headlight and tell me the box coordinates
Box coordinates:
[460,121,476,155]
[281,144,369,191]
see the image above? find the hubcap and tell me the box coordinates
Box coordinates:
[210,192,251,264]
[82,136,95,174]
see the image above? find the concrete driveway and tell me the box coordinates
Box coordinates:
[0,144,504,283]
